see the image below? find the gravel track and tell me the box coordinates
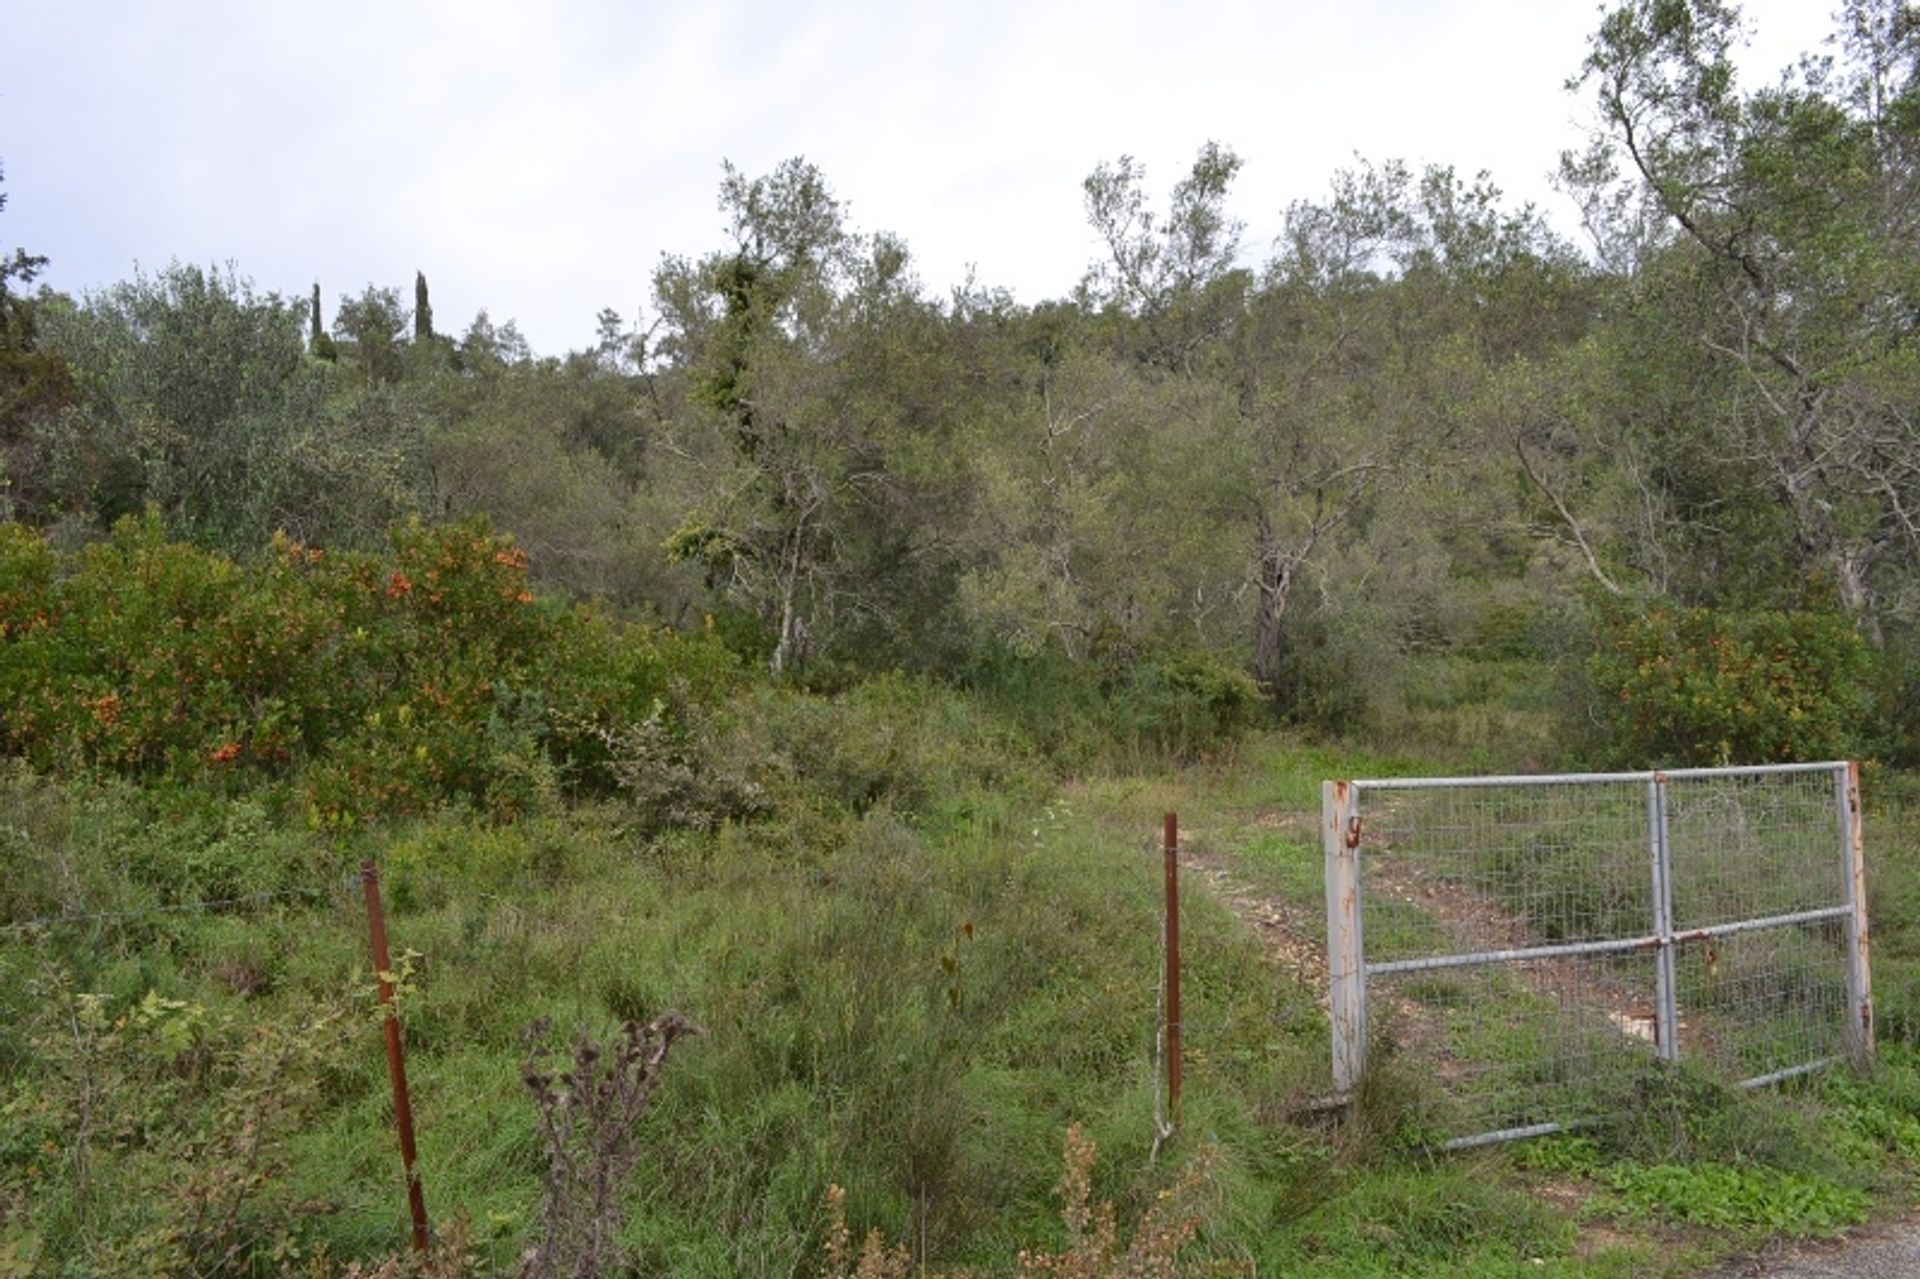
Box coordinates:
[1698,1218,1920,1277]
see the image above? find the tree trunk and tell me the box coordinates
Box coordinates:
[1250,531,1295,707]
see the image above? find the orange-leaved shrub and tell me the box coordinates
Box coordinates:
[0,513,739,823]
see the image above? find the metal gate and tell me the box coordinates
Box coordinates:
[1323,762,1872,1149]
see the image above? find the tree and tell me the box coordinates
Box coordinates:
[955,345,1244,663]
[656,158,871,674]
[308,282,336,361]
[1568,0,1920,629]
[332,285,408,382]
[414,270,433,342]
[1081,142,1250,375]
[457,309,531,373]
[0,164,49,361]
[35,263,310,541]
[0,163,73,520]
[1233,160,1588,711]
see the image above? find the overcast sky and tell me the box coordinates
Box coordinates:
[2,1,1839,357]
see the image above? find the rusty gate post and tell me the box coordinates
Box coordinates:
[362,860,430,1253]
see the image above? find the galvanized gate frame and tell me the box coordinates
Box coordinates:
[1323,761,1873,1149]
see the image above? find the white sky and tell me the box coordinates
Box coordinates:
[2,0,1839,357]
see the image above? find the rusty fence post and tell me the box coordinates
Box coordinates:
[362,860,430,1253]
[1163,812,1182,1119]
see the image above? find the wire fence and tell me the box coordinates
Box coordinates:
[0,887,326,936]
[1325,762,1872,1149]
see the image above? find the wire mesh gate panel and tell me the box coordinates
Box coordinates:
[1323,762,1872,1149]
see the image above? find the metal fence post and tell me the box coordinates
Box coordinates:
[362,861,430,1253]
[1163,812,1182,1119]
[1837,761,1875,1061]
[1324,780,1365,1095]
[1646,776,1680,1062]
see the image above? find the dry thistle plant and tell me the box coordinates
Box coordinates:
[820,1183,914,1279]
[516,1011,701,1279]
[820,1125,1241,1279]
[1014,1124,1241,1279]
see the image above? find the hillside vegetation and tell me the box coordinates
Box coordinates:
[6,2,1920,1275]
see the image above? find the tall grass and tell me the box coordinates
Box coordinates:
[4,667,1920,1276]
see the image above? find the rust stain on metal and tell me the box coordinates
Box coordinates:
[1162,812,1182,1118]
[362,861,430,1253]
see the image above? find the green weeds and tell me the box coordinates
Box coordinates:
[1,650,1918,1275]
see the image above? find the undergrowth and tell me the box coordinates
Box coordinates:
[1,571,1918,1275]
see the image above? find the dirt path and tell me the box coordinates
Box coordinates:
[1698,1218,1920,1277]
[1177,838,1327,1000]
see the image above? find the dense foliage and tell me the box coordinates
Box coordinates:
[6,4,1919,764]
[6,3,1920,1275]
[0,516,740,823]
[1585,604,1875,766]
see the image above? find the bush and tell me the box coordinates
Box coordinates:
[1261,609,1378,738]
[962,644,1262,767]
[1105,649,1263,761]
[746,674,1047,820]
[0,515,741,824]
[1583,603,1873,767]
[1870,631,1920,768]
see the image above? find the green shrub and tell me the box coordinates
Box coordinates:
[1870,631,1920,767]
[1105,649,1263,761]
[745,674,1046,820]
[0,515,741,824]
[963,644,1262,767]
[0,966,355,1274]
[1584,603,1873,767]
[1261,609,1378,738]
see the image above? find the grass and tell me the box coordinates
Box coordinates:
[3,673,1920,1276]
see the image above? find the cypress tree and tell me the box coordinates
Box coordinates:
[414,271,433,342]
[308,283,337,360]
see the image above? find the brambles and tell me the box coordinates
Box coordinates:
[0,967,353,1275]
